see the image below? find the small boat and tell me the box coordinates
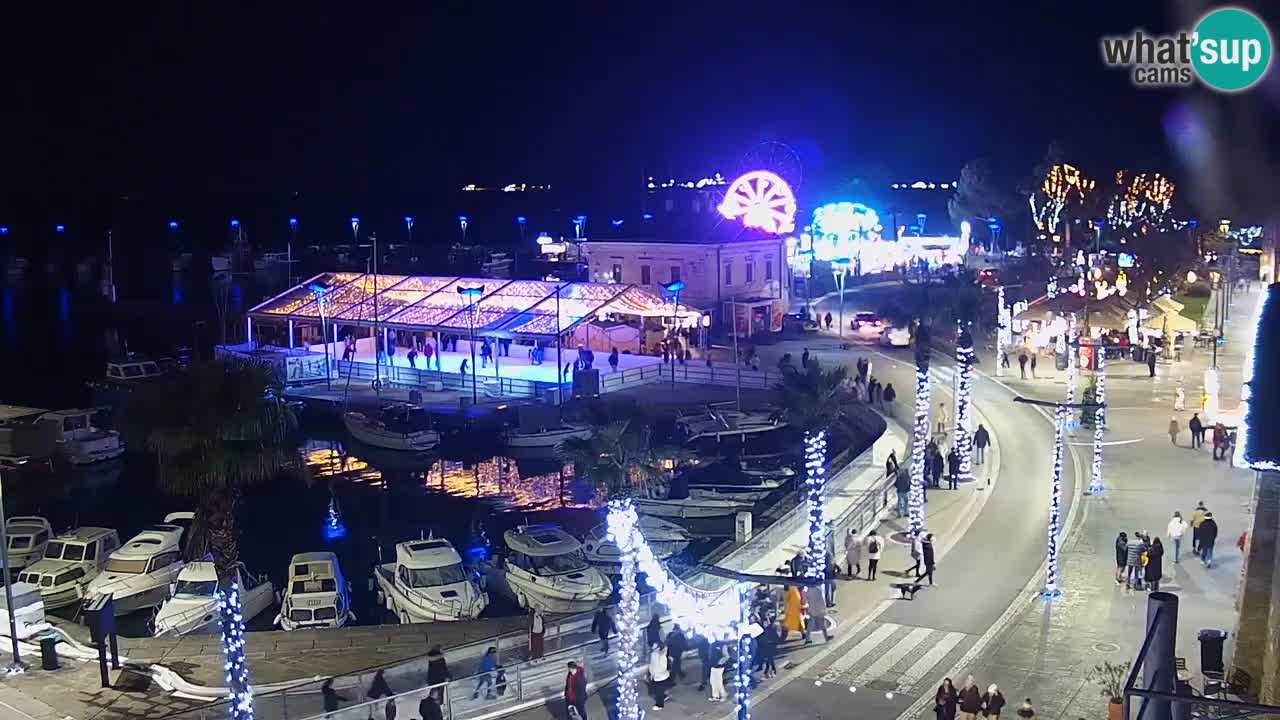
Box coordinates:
[6,517,53,572]
[633,495,754,519]
[343,403,440,452]
[153,561,274,636]
[36,409,125,464]
[675,404,786,443]
[582,516,691,570]
[373,538,488,623]
[482,524,612,613]
[276,552,356,630]
[503,423,591,449]
[18,527,121,610]
[84,512,194,615]
[682,461,788,500]
[88,356,174,412]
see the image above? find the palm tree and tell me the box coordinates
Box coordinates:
[557,406,675,499]
[772,364,852,577]
[126,358,298,720]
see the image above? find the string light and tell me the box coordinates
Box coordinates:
[1045,406,1066,598]
[955,328,975,482]
[995,286,1011,378]
[1236,286,1274,469]
[909,365,930,534]
[1065,314,1078,408]
[217,582,255,720]
[1089,348,1106,494]
[736,585,753,720]
[804,431,828,578]
[1029,163,1096,234]
[608,501,643,720]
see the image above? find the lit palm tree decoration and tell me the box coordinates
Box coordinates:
[772,365,853,577]
[909,323,932,534]
[1106,171,1176,232]
[1029,164,1096,237]
[126,360,299,720]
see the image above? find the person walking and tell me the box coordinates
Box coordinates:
[1147,349,1157,378]
[418,695,444,720]
[708,642,729,701]
[982,684,1006,719]
[866,529,882,580]
[1190,501,1207,553]
[1168,417,1180,446]
[591,606,614,653]
[666,624,688,682]
[1200,511,1219,567]
[1030,353,1038,379]
[646,614,662,648]
[921,532,936,585]
[1114,531,1129,584]
[974,424,990,465]
[801,347,810,368]
[1018,351,1028,379]
[947,447,960,490]
[423,340,435,369]
[473,646,498,699]
[758,620,780,677]
[480,339,493,369]
[845,527,863,577]
[459,358,469,377]
[1145,537,1165,591]
[781,585,805,641]
[1188,413,1204,449]
[1166,512,1186,563]
[958,677,983,720]
[406,345,418,369]
[321,679,348,715]
[565,661,588,720]
[930,445,944,490]
[936,402,950,436]
[426,644,450,701]
[824,311,833,330]
[608,347,619,373]
[367,670,394,718]
[648,642,671,710]
[935,678,959,720]
[895,466,911,517]
[1212,423,1229,460]
[886,449,900,481]
[883,383,897,416]
[909,531,924,578]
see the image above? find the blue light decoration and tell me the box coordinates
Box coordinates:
[955,328,975,482]
[55,224,65,233]
[516,216,527,225]
[289,217,298,228]
[611,218,624,227]
[323,496,347,540]
[216,581,256,720]
[1235,285,1275,469]
[803,431,829,578]
[169,220,179,230]
[0,226,7,235]
[1045,405,1066,598]
[608,501,643,720]
[230,218,240,228]
[402,216,412,228]
[1088,348,1106,494]
[736,584,753,720]
[642,212,654,221]
[1065,313,1078,409]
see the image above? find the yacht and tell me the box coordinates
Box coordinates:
[153,561,274,636]
[632,494,755,519]
[6,517,53,572]
[277,552,356,631]
[343,403,440,452]
[503,423,591,449]
[682,461,789,502]
[373,539,488,624]
[675,405,786,443]
[482,524,612,613]
[17,527,120,610]
[582,516,691,571]
[84,513,193,615]
[36,409,125,464]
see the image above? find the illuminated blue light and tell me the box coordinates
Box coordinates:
[642,213,654,220]
[403,216,413,228]
[0,226,8,235]
[230,219,240,228]
[516,216,527,224]
[350,217,359,224]
[169,221,179,230]
[458,215,468,222]
[289,217,298,227]
[612,218,624,227]
[55,225,65,233]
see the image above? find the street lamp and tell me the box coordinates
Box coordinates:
[350,217,359,244]
[404,216,414,244]
[457,284,485,404]
[987,217,1002,253]
[288,218,298,287]
[0,457,29,670]
[307,282,332,390]
[459,215,469,245]
[662,280,686,396]
[573,215,586,239]
[516,215,527,244]
[831,257,850,336]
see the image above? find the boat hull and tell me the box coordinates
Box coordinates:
[633,498,752,519]
[343,413,439,451]
[503,427,590,448]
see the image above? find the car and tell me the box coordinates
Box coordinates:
[850,312,883,337]
[879,326,911,347]
[783,312,819,334]
[975,268,1001,287]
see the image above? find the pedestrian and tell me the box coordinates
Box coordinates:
[481,339,492,369]
[565,661,588,720]
[649,642,671,710]
[1126,531,1146,589]
[758,620,779,677]
[1015,698,1035,720]
[495,665,508,697]
[781,584,805,641]
[958,677,983,720]
[824,311,833,330]
[1147,350,1157,377]
[1190,501,1207,553]
[529,608,546,659]
[1166,512,1186,563]
[342,337,353,363]
[802,347,810,368]
[1168,417,1179,446]
[825,559,838,606]
[883,383,897,416]
[1200,511,1219,567]
[935,678,959,720]
[563,361,573,382]
[982,684,1006,719]
[1030,353,1038,378]
[424,340,436,370]
[591,606,614,653]
[367,669,394,702]
[709,642,729,701]
[845,527,863,577]
[895,467,911,517]
[460,358,469,377]
[474,646,498,699]
[974,424,990,465]
[1018,351,1028,379]
[886,449,900,478]
[321,679,348,715]
[921,532,936,585]
[1001,351,1010,370]
[936,402,950,436]
[947,447,960,490]
[1213,423,1229,460]
[930,446,944,490]
[909,531,924,577]
[866,529,882,580]
[407,345,418,369]
[419,694,444,720]
[646,614,662,648]
[426,644,450,700]
[608,347,620,373]
[1188,413,1204,449]
[1145,537,1164,591]
[666,624,688,681]
[1114,531,1129,584]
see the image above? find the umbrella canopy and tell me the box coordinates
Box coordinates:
[1144,312,1198,333]
[1151,295,1185,314]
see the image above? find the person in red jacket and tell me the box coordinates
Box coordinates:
[565,661,588,720]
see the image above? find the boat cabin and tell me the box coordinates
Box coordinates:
[503,524,591,576]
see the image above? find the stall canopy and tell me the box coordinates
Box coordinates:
[248,273,702,339]
[1144,312,1198,333]
[1014,293,1134,330]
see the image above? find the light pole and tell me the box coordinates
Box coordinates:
[662,280,686,397]
[308,282,332,390]
[832,257,850,336]
[987,217,1002,254]
[288,217,298,288]
[404,216,414,246]
[573,215,586,240]
[0,458,28,670]
[516,215,527,244]
[458,284,484,405]
[459,215,469,245]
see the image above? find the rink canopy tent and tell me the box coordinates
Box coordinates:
[248,272,701,340]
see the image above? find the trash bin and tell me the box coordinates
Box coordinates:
[40,637,59,670]
[1198,629,1227,674]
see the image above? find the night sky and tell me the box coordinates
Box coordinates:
[4,2,1279,246]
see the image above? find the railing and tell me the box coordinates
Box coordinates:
[652,362,785,390]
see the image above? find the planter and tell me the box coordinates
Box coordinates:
[1107,699,1124,720]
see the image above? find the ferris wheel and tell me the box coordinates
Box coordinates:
[717,170,798,235]
[740,140,804,189]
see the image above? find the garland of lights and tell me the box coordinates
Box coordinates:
[1088,349,1106,494]
[955,330,975,482]
[736,584,753,720]
[803,431,828,578]
[1045,406,1066,598]
[217,582,255,720]
[909,365,930,534]
[995,287,1011,378]
[1065,314,1078,407]
[611,507,643,720]
[1234,288,1271,468]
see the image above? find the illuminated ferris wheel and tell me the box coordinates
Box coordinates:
[717,170,798,235]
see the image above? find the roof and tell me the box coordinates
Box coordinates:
[291,551,339,566]
[113,528,182,560]
[53,527,115,543]
[1240,283,1280,470]
[248,272,702,339]
[504,524,583,557]
[394,539,462,568]
[177,561,218,582]
[0,405,46,422]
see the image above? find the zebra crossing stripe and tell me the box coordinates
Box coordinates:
[894,631,968,693]
[818,622,900,683]
[853,626,934,687]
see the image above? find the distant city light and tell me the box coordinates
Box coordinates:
[612,218,624,227]
[718,170,797,235]
[169,221,179,230]
[55,224,65,233]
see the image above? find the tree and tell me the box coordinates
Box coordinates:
[557,406,676,499]
[948,159,1013,248]
[127,359,299,720]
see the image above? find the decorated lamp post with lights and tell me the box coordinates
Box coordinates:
[458,215,469,245]
[662,280,686,396]
[458,284,485,405]
[307,281,334,390]
[955,326,975,482]
[832,257,850,336]
[573,215,586,239]
[909,324,932,534]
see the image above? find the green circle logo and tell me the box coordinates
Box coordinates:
[1191,7,1272,92]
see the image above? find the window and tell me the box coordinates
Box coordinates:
[62,543,86,561]
[54,567,85,586]
[44,541,65,560]
[104,557,148,574]
[408,564,467,588]
[9,537,30,549]
[530,550,590,575]
[84,542,97,561]
[174,579,217,596]
[641,264,651,285]
[765,260,774,281]
[670,266,680,283]
[610,263,622,283]
[724,262,733,286]
[397,566,410,586]
[746,260,755,283]
[148,551,180,573]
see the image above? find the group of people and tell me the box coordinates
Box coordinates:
[1114,530,1166,591]
[319,662,452,720]
[934,677,1036,720]
[1182,412,1237,460]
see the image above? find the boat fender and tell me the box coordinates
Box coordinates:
[376,589,386,606]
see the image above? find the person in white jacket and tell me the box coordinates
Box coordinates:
[649,642,671,710]
[1167,512,1187,563]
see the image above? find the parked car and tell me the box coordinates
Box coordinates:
[850,312,884,337]
[879,325,911,347]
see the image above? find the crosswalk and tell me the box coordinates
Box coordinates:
[811,621,975,694]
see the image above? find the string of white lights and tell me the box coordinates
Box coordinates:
[610,502,643,720]
[909,366,930,534]
[955,330,975,482]
[1089,348,1105,494]
[735,585,753,720]
[217,583,255,720]
[1065,313,1078,407]
[1045,405,1066,598]
[803,431,828,578]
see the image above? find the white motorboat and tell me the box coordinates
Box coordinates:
[633,495,754,519]
[373,538,488,623]
[344,404,440,452]
[682,461,788,500]
[503,423,591,449]
[17,527,121,610]
[276,552,356,630]
[6,517,52,572]
[582,516,691,571]
[36,409,125,464]
[675,405,786,443]
[153,561,274,636]
[84,513,193,615]
[482,524,612,613]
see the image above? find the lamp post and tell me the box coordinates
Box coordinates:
[458,284,484,405]
[404,216,414,246]
[831,257,850,336]
[350,217,359,244]
[459,215,469,245]
[0,458,29,670]
[987,217,1002,254]
[308,282,332,390]
[287,217,298,288]
[662,280,686,397]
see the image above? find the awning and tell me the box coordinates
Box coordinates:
[1144,313,1198,333]
[1151,295,1185,315]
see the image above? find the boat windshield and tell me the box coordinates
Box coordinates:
[104,558,148,574]
[408,564,467,588]
[381,407,430,433]
[174,579,217,596]
[531,551,589,575]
